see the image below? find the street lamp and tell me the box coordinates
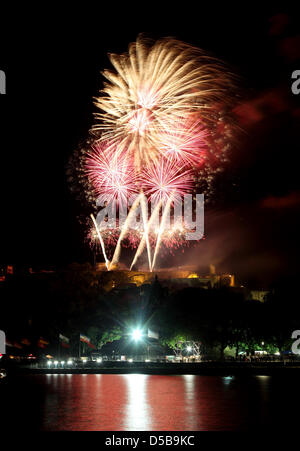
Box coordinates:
[186,345,192,363]
[132,328,142,342]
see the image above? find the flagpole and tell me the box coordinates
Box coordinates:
[79,334,81,359]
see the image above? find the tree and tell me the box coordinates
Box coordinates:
[98,327,122,349]
[160,334,189,358]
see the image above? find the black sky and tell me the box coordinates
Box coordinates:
[0,5,299,286]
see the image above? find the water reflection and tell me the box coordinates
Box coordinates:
[183,375,197,429]
[2,373,297,431]
[124,374,150,430]
[222,375,235,385]
[146,375,188,430]
[41,374,265,430]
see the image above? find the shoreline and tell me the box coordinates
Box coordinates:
[4,362,300,376]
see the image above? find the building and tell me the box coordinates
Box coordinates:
[248,290,269,303]
[96,263,236,292]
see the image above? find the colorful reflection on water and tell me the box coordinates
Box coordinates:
[1,373,298,430]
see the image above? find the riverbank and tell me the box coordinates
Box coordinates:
[4,361,300,376]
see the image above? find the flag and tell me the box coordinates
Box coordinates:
[37,337,49,348]
[6,265,13,275]
[21,338,31,346]
[13,342,23,349]
[59,334,70,348]
[5,340,14,347]
[80,334,90,344]
[61,342,70,348]
[148,328,159,340]
[87,342,96,349]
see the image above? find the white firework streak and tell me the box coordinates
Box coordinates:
[130,200,162,271]
[151,194,174,271]
[90,213,110,270]
[109,193,143,269]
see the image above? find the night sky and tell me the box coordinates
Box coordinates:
[0,5,299,287]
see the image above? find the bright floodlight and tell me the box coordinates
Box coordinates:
[186,346,192,352]
[132,328,142,341]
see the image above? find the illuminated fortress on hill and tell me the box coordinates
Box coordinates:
[95,263,235,292]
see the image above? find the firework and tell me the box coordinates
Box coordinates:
[157,117,208,167]
[74,36,237,269]
[92,35,234,169]
[109,193,144,269]
[130,199,162,270]
[151,194,174,271]
[85,142,139,207]
[142,158,193,205]
[90,213,110,270]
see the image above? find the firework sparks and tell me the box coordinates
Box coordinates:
[85,142,139,207]
[158,117,208,167]
[151,194,174,271]
[142,158,193,204]
[140,193,152,271]
[72,36,237,269]
[93,36,234,168]
[130,199,162,270]
[109,193,144,269]
[90,213,110,270]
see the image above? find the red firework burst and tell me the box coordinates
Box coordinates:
[158,117,208,167]
[141,158,193,204]
[85,142,139,207]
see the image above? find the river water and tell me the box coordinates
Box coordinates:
[1,373,298,430]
